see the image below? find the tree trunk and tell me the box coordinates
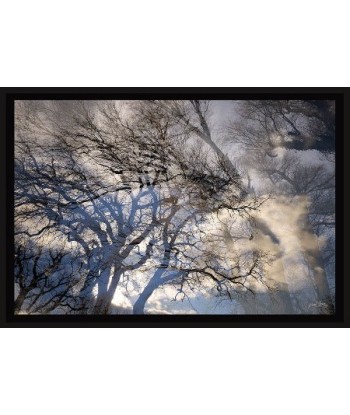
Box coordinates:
[92,265,112,314]
[133,269,166,314]
[92,264,117,314]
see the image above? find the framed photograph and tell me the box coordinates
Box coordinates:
[1,88,348,327]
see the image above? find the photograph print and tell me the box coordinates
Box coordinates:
[13,97,338,317]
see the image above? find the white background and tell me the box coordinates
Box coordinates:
[1,1,349,415]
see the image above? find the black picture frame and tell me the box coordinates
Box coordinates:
[1,87,348,328]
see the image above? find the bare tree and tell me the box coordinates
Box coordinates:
[225,100,335,313]
[130,100,267,314]
[14,234,89,314]
[15,100,266,314]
